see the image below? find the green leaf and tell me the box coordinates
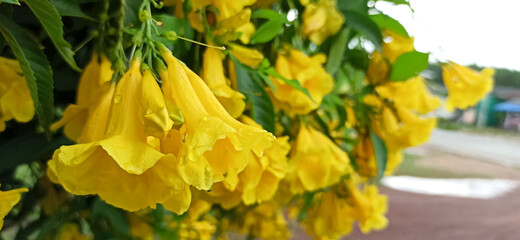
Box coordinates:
[0,133,71,175]
[343,10,383,48]
[370,13,409,38]
[24,0,80,71]
[326,27,350,75]
[338,0,368,14]
[250,13,286,44]
[389,51,429,81]
[0,14,55,132]
[0,0,19,5]
[92,199,131,237]
[49,0,89,18]
[231,55,275,133]
[264,67,313,100]
[369,131,387,180]
[251,9,282,20]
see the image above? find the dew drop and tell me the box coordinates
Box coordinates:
[114,95,122,103]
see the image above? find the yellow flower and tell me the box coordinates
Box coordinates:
[51,54,114,142]
[228,43,264,68]
[200,116,290,208]
[213,9,255,44]
[47,60,190,213]
[286,125,351,194]
[202,47,246,118]
[353,134,378,178]
[228,202,290,240]
[347,182,388,233]
[0,186,28,230]
[56,223,92,240]
[442,62,494,111]
[212,0,256,20]
[301,191,355,239]
[302,0,344,46]
[0,57,34,132]
[382,30,414,63]
[366,51,389,86]
[376,76,441,114]
[269,49,333,114]
[378,106,436,150]
[128,214,154,240]
[160,48,274,191]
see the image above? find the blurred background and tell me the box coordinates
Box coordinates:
[346,0,520,239]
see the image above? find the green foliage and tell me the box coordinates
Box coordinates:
[0,14,55,133]
[370,130,387,180]
[24,0,81,71]
[231,55,275,133]
[370,13,409,37]
[343,10,383,48]
[250,10,286,44]
[390,51,429,81]
[326,27,350,75]
[49,0,89,18]
[0,0,19,5]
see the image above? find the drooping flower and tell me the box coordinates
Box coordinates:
[228,43,264,68]
[227,202,291,240]
[0,185,28,230]
[301,0,344,45]
[382,30,414,63]
[51,54,114,142]
[202,47,245,118]
[160,48,274,191]
[301,191,355,239]
[376,76,441,114]
[0,57,34,132]
[286,125,351,194]
[442,62,494,111]
[200,116,290,209]
[347,182,388,233]
[268,49,333,114]
[366,51,390,86]
[48,59,190,213]
[353,134,378,179]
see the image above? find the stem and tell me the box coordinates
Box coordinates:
[177,36,226,50]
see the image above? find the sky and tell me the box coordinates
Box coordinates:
[375,0,520,71]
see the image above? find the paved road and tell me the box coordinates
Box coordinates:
[415,129,520,168]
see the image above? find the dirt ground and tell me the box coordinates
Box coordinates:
[345,140,520,240]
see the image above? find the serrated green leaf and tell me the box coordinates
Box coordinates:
[264,67,313,100]
[0,0,20,5]
[0,14,55,132]
[369,130,387,180]
[343,10,383,48]
[326,27,350,75]
[250,14,286,44]
[370,13,409,38]
[231,55,275,133]
[24,0,80,71]
[389,51,429,81]
[49,0,89,18]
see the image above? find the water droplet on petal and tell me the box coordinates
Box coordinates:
[114,95,122,103]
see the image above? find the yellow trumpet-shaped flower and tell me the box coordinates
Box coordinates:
[378,106,436,150]
[228,202,291,240]
[47,60,190,213]
[160,48,274,191]
[286,125,351,194]
[0,57,34,132]
[301,191,355,239]
[269,49,333,114]
[347,182,388,233]
[201,116,290,209]
[442,62,494,111]
[353,134,378,178]
[228,43,264,68]
[202,47,246,118]
[302,0,344,46]
[376,76,441,114]
[213,9,256,44]
[51,54,114,142]
[382,30,414,63]
[0,186,28,230]
[367,51,390,86]
[212,0,256,20]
